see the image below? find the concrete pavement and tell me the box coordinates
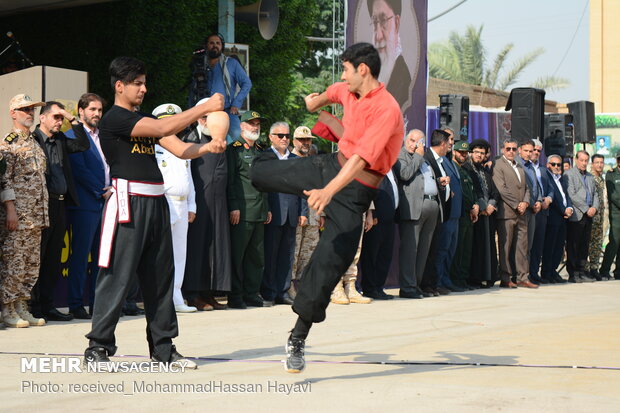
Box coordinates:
[1,280,619,412]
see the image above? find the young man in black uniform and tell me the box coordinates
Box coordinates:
[84,57,228,368]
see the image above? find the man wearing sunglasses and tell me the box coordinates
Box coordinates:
[541,154,572,283]
[493,138,533,288]
[261,122,305,306]
[527,139,554,285]
[30,101,91,323]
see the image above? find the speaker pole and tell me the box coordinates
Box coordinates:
[218,0,235,43]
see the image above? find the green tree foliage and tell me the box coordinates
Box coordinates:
[428,24,569,92]
[595,115,620,129]
[0,0,318,124]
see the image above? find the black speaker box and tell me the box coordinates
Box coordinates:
[439,94,469,140]
[544,113,574,158]
[505,88,545,143]
[567,101,595,143]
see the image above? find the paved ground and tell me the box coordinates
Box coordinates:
[1,280,619,412]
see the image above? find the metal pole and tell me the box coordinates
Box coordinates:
[218,0,235,43]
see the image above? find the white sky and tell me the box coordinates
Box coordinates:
[427,0,589,104]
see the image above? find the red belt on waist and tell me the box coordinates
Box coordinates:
[336,152,384,188]
[98,178,164,268]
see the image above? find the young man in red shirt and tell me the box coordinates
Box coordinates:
[251,42,404,373]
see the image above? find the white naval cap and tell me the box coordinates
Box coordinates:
[152,103,182,119]
[195,97,210,107]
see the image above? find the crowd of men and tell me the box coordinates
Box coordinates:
[1,44,619,337]
[1,89,618,332]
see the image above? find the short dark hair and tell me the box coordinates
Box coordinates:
[205,33,225,46]
[77,93,105,111]
[367,0,401,16]
[592,154,604,162]
[40,101,65,116]
[519,139,534,148]
[341,42,381,78]
[576,150,590,160]
[430,129,450,147]
[109,56,146,90]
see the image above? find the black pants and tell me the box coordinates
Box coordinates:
[600,212,620,276]
[566,215,592,276]
[262,223,296,301]
[86,195,177,361]
[251,152,376,323]
[529,212,548,277]
[360,221,395,294]
[31,198,66,313]
[541,218,566,279]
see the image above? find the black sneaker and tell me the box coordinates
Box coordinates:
[84,347,110,368]
[285,335,305,373]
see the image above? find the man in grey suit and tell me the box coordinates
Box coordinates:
[394,129,444,298]
[565,150,599,283]
[492,138,537,288]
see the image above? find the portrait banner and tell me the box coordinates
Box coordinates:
[347,0,427,132]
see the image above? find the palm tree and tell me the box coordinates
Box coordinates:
[428,24,569,92]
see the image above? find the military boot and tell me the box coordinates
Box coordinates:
[2,302,29,328]
[330,279,349,305]
[344,278,372,304]
[15,300,45,326]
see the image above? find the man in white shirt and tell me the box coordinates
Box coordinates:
[152,104,197,313]
[67,93,112,319]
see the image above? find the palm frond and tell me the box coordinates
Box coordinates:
[530,76,570,91]
[497,47,544,91]
[484,43,513,89]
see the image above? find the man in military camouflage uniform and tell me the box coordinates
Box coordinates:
[289,126,323,299]
[226,110,271,309]
[586,154,607,280]
[0,94,48,328]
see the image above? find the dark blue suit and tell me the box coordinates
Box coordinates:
[66,127,107,311]
[529,162,555,278]
[361,171,398,295]
[261,151,306,301]
[436,155,462,288]
[541,170,572,280]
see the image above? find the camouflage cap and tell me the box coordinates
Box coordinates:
[9,94,44,111]
[454,140,470,152]
[293,126,315,139]
[240,110,267,123]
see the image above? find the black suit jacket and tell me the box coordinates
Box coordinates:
[373,171,398,223]
[547,169,573,226]
[34,124,90,207]
[424,148,450,222]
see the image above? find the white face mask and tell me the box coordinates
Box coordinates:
[198,122,210,137]
[243,130,260,142]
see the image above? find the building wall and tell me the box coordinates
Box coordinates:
[590,0,620,112]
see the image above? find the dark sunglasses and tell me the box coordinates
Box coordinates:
[16,107,35,113]
[272,133,290,139]
[532,148,541,152]
[504,147,517,152]
[549,162,562,167]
